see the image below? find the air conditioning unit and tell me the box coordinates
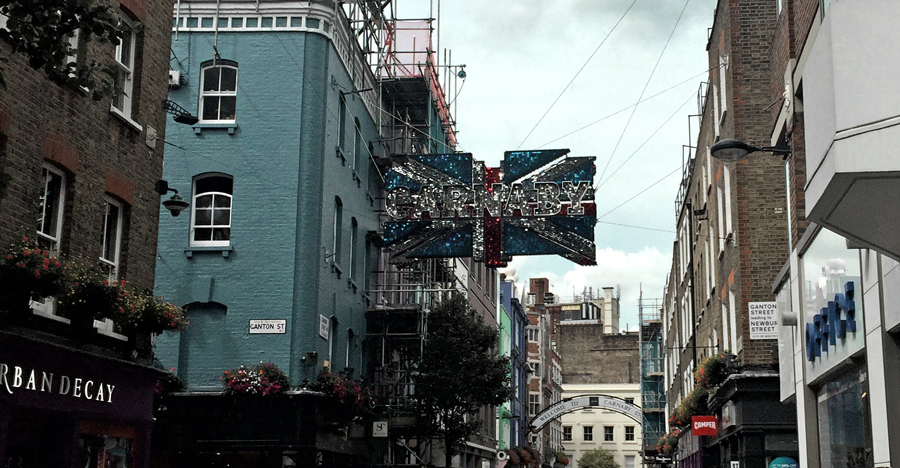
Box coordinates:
[168,70,182,87]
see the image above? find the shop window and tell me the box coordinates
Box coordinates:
[816,368,873,467]
[199,60,238,122]
[191,174,233,247]
[78,434,133,468]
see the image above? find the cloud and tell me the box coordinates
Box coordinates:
[509,246,671,331]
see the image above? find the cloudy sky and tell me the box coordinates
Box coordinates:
[401,0,717,330]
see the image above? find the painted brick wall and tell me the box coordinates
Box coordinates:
[0,0,173,292]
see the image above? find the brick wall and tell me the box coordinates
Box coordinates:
[557,325,639,384]
[0,0,173,292]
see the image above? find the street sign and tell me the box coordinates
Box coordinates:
[373,421,388,438]
[248,319,286,334]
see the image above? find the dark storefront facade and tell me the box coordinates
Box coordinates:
[151,392,369,468]
[0,331,160,467]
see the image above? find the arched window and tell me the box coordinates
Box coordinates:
[191,174,233,246]
[199,60,238,122]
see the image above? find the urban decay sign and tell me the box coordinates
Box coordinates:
[383,149,597,267]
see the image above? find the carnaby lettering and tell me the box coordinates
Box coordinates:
[0,363,115,403]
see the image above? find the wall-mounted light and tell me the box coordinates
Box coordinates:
[155,179,190,217]
[162,99,200,125]
[710,138,792,162]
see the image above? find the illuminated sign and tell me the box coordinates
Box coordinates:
[805,281,857,362]
[383,149,596,267]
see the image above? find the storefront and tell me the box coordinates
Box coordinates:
[776,226,876,468]
[0,331,160,467]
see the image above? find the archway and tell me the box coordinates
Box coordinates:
[529,394,643,432]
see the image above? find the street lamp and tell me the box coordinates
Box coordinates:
[709,138,792,162]
[155,179,190,217]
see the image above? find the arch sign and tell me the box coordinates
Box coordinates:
[529,394,643,432]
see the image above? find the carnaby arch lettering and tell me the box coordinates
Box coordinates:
[0,362,116,403]
[383,149,597,267]
[529,394,642,432]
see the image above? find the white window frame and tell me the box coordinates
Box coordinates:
[625,425,635,441]
[111,14,136,118]
[190,175,233,247]
[349,217,357,279]
[724,164,733,237]
[604,425,614,441]
[32,165,67,319]
[199,60,238,123]
[584,426,594,442]
[529,393,540,416]
[99,197,123,282]
[563,426,572,441]
[37,165,66,252]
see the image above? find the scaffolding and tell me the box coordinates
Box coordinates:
[639,288,666,466]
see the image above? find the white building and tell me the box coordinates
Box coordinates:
[559,384,642,468]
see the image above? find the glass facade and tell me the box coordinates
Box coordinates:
[816,368,873,468]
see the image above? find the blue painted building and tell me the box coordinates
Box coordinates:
[151,1,384,465]
[500,279,530,449]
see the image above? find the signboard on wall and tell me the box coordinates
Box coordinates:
[749,302,778,339]
[248,319,286,334]
[319,315,329,340]
[691,416,718,436]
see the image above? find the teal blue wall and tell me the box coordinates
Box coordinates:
[155,28,381,390]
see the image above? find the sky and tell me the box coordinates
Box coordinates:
[399,0,718,330]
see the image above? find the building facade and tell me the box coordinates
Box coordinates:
[560,384,643,468]
[500,279,531,451]
[151,1,384,465]
[0,0,175,466]
[662,1,799,467]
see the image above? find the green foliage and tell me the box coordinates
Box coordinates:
[414,293,515,467]
[310,369,377,419]
[668,385,710,428]
[0,0,130,97]
[694,353,729,389]
[577,447,620,468]
[657,428,681,455]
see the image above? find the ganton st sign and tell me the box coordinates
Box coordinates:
[529,395,642,432]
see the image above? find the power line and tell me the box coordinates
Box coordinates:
[596,0,693,187]
[596,92,694,191]
[516,0,638,149]
[535,67,713,149]
[599,166,681,219]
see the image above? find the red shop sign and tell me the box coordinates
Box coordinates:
[692,416,718,436]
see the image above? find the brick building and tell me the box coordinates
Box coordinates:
[0,0,175,466]
[662,1,798,467]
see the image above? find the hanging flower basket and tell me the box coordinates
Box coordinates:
[222,362,290,396]
[0,236,66,312]
[310,369,377,420]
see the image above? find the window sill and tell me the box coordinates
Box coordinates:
[109,106,143,132]
[331,261,343,279]
[348,278,359,294]
[185,245,233,258]
[193,122,238,135]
